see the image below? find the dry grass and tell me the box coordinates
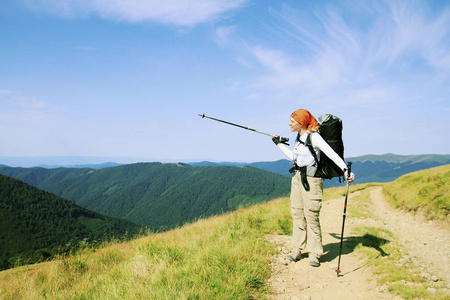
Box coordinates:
[0,198,292,300]
[383,164,450,221]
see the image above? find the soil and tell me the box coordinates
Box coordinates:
[266,186,450,300]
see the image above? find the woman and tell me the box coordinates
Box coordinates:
[272,109,354,267]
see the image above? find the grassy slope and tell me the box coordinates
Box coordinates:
[383,164,449,221]
[0,198,292,299]
[0,166,447,299]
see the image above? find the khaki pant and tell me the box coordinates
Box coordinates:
[290,171,324,257]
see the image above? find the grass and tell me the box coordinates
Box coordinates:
[346,185,375,219]
[323,182,383,201]
[0,198,292,300]
[383,164,450,221]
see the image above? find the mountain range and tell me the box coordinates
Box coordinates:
[190,153,450,187]
[0,163,291,229]
[1,153,448,271]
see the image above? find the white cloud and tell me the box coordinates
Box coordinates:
[24,0,248,27]
[215,26,237,47]
[371,1,450,71]
[0,90,13,96]
[245,93,260,101]
[224,1,450,108]
[1,91,47,110]
[0,91,53,125]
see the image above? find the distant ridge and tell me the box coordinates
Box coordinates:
[37,162,122,169]
[0,156,152,168]
[2,153,448,188]
[350,153,450,164]
[189,154,450,187]
[188,161,246,167]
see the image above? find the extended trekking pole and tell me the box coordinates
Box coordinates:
[198,114,289,145]
[336,162,352,277]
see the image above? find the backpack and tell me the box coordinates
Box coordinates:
[305,114,345,179]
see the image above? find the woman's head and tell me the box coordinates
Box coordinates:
[290,109,319,133]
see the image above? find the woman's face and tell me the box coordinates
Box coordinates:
[289,117,304,133]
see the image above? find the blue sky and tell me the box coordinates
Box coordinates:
[1,0,449,165]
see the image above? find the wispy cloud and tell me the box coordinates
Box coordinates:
[23,0,248,27]
[215,26,237,47]
[225,1,450,107]
[0,90,50,117]
[0,90,13,95]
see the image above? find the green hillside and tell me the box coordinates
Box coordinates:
[0,175,143,270]
[383,164,450,221]
[0,163,291,229]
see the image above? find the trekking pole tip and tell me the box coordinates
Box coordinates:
[198,114,205,118]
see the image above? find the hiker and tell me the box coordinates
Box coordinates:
[272,108,354,267]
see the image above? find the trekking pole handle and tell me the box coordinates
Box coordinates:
[272,135,290,146]
[345,162,353,183]
[279,136,289,146]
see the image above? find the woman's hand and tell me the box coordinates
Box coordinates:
[345,170,355,183]
[272,135,289,146]
[272,135,281,145]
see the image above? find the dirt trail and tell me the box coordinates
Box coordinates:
[267,186,450,300]
[367,187,450,285]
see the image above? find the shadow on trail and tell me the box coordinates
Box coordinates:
[321,233,390,265]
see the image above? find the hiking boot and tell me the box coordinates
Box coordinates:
[309,253,320,267]
[287,250,302,262]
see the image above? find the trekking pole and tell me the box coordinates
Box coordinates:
[198,114,289,145]
[336,162,352,277]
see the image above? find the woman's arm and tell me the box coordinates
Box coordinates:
[276,143,295,161]
[310,133,347,171]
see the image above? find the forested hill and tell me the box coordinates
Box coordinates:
[0,174,143,270]
[0,163,291,229]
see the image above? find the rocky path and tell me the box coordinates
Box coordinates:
[267,186,449,300]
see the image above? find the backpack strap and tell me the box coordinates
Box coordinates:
[306,133,321,172]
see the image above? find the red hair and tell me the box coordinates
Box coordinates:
[291,109,318,131]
